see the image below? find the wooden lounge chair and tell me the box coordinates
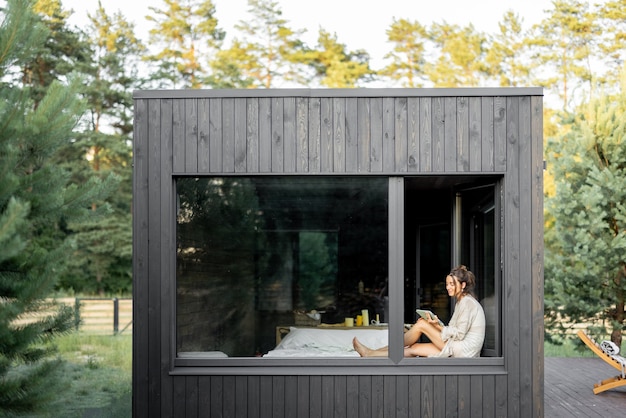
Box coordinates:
[577,329,626,394]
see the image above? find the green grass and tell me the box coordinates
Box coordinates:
[544,337,595,357]
[544,335,626,357]
[33,333,132,418]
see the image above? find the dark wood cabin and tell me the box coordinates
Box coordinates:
[132,88,544,417]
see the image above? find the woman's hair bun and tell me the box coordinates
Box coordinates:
[449,265,475,295]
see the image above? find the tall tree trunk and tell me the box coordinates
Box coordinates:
[612,266,625,346]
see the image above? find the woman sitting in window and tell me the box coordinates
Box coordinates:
[352,265,486,358]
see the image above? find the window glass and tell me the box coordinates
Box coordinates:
[176,177,388,357]
[404,177,500,357]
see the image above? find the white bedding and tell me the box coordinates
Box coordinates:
[264,326,388,357]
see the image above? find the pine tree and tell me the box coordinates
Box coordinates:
[527,0,600,110]
[56,1,139,294]
[544,76,626,347]
[379,18,428,88]
[23,0,91,105]
[206,40,256,88]
[485,10,533,87]
[423,22,489,87]
[303,29,373,88]
[0,0,117,413]
[597,0,626,89]
[229,0,308,88]
[145,0,224,88]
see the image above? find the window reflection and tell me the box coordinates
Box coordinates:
[176,177,388,357]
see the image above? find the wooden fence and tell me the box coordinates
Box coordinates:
[57,297,133,335]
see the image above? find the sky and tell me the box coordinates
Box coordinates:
[64,0,558,68]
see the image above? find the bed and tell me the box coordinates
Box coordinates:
[264,326,389,357]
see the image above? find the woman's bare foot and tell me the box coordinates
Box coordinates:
[352,337,371,357]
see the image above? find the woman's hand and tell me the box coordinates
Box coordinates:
[426,313,443,330]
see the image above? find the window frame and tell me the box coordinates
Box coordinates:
[170,175,505,374]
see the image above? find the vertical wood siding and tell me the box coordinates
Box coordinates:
[133,90,543,418]
[165,374,509,418]
[163,96,513,175]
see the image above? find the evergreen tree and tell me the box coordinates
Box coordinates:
[485,10,533,87]
[424,22,489,87]
[544,79,626,347]
[82,1,145,136]
[56,1,140,294]
[229,0,308,88]
[144,0,224,88]
[206,39,256,88]
[23,0,91,105]
[379,18,428,88]
[527,0,600,110]
[0,0,117,413]
[597,0,626,88]
[303,29,373,88]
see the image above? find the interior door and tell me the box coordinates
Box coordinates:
[454,182,502,357]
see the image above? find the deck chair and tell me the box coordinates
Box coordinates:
[577,329,626,394]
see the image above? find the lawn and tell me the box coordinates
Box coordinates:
[544,336,596,357]
[544,332,626,357]
[36,333,132,418]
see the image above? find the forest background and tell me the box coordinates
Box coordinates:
[1,0,625,414]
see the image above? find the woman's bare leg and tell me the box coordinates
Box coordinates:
[353,320,446,357]
[404,342,441,357]
[403,320,424,346]
[352,337,389,357]
[404,319,445,349]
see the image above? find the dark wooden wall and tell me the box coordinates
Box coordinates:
[164,94,510,175]
[133,88,544,417]
[169,374,509,417]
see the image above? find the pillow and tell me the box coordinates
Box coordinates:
[177,351,228,358]
[275,326,388,351]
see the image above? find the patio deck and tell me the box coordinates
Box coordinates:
[544,357,626,417]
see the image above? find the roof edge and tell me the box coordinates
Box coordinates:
[133,87,543,99]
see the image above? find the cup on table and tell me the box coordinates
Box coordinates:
[345,317,354,327]
[356,315,363,326]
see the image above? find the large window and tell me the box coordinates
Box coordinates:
[176,175,501,359]
[176,177,388,357]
